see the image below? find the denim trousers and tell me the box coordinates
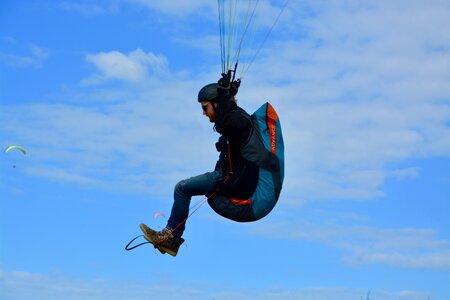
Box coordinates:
[167,170,223,237]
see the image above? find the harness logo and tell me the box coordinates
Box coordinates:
[266,103,278,155]
[269,123,277,154]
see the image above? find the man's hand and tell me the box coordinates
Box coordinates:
[217,71,240,98]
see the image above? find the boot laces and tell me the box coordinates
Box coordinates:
[156,227,173,241]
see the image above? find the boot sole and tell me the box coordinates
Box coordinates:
[158,238,184,257]
[157,245,178,257]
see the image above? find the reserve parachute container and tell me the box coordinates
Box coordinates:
[208,102,284,222]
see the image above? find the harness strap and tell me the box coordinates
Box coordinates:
[226,137,233,175]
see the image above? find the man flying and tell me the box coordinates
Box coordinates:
[139,74,257,256]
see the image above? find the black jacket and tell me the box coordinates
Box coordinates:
[214,94,259,199]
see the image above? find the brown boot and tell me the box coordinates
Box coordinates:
[139,223,184,257]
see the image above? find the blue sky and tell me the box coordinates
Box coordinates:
[1,0,450,299]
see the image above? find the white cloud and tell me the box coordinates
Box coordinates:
[233,0,450,202]
[0,44,49,68]
[83,49,169,84]
[1,2,448,299]
[0,75,215,197]
[349,251,450,270]
[249,219,450,270]
[173,35,220,56]
[26,166,104,186]
[1,1,449,204]
[60,1,119,15]
[0,269,432,300]
[127,0,215,17]
[30,44,49,60]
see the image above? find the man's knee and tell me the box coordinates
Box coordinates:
[174,179,187,195]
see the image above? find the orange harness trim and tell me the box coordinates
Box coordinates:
[230,198,253,205]
[266,103,279,155]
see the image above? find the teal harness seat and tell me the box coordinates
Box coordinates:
[208,102,285,222]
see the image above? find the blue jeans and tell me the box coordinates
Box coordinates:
[167,170,223,237]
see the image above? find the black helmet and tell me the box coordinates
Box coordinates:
[198,83,218,102]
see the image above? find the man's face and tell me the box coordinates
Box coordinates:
[200,100,217,122]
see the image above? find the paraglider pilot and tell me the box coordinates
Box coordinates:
[140,73,257,256]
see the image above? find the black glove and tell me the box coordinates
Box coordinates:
[217,71,240,98]
[215,136,227,152]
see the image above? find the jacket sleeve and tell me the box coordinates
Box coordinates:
[215,92,249,135]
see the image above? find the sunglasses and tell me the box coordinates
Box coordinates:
[201,104,209,112]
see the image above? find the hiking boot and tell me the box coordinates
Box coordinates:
[156,232,185,257]
[139,223,165,254]
[139,223,184,257]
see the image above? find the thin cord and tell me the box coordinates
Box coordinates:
[218,0,225,73]
[154,185,225,245]
[233,0,259,69]
[241,0,289,78]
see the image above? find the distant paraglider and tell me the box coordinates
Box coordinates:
[153,211,166,219]
[4,145,27,168]
[4,145,26,155]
